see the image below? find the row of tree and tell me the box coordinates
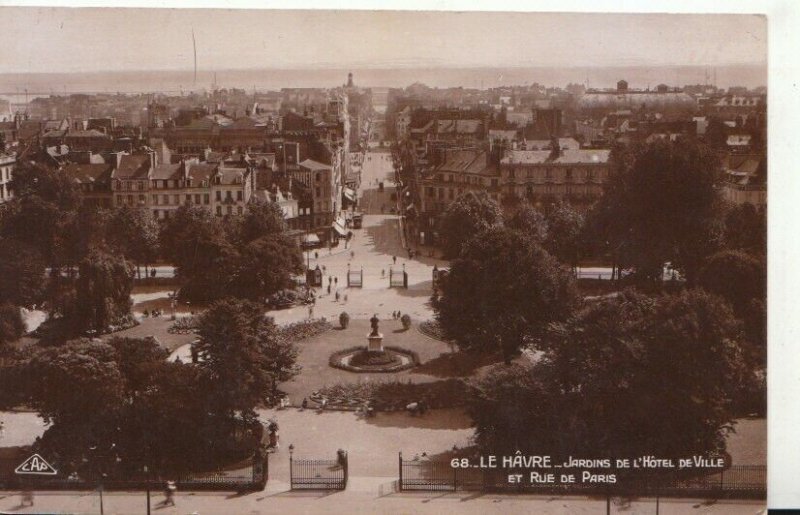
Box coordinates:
[0,161,304,343]
[0,299,298,476]
[433,137,766,459]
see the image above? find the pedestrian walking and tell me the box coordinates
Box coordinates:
[334,276,338,285]
[393,256,397,265]
[335,291,340,302]
[21,489,34,507]
[329,276,332,285]
[322,265,327,273]
[301,398,308,410]
[350,250,355,259]
[381,269,385,278]
[327,284,331,294]
[344,294,348,303]
[163,481,176,506]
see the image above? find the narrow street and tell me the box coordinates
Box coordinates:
[265,149,448,326]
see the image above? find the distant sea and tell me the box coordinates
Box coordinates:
[0,64,766,105]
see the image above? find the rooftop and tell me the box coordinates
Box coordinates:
[115,153,152,180]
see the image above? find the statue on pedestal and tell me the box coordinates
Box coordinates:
[369,314,380,337]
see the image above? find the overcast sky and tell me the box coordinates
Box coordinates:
[0,8,766,73]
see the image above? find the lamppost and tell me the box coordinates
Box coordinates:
[143,465,151,515]
[288,444,295,490]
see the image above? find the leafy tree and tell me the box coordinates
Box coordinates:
[0,302,26,344]
[468,290,750,458]
[195,299,299,421]
[592,139,725,283]
[0,237,47,307]
[160,205,237,301]
[106,206,159,278]
[74,248,135,334]
[25,339,125,426]
[545,202,585,269]
[438,191,503,259]
[507,203,548,244]
[436,226,577,362]
[723,203,766,256]
[237,200,288,244]
[2,162,82,268]
[227,235,304,301]
[699,250,766,367]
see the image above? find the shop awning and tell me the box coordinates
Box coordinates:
[343,188,357,202]
[332,221,348,236]
[303,233,321,244]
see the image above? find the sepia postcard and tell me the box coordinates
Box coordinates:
[0,3,786,513]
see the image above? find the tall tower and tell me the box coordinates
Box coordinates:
[347,72,354,88]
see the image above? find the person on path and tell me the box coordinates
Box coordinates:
[381,269,385,278]
[308,305,314,319]
[334,276,338,285]
[335,291,340,302]
[344,294,348,303]
[327,284,331,295]
[393,256,397,265]
[163,481,176,506]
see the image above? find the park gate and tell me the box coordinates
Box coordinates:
[290,450,348,490]
[347,267,363,288]
[389,268,408,288]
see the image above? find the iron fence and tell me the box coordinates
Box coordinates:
[290,450,348,490]
[397,454,765,499]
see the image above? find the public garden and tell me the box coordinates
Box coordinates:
[0,143,767,512]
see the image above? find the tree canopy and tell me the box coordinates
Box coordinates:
[591,139,725,283]
[195,299,299,420]
[467,289,750,458]
[436,226,577,362]
[437,191,504,259]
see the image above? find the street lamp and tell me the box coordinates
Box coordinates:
[143,465,151,515]
[289,444,295,490]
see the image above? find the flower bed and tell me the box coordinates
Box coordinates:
[276,318,331,341]
[417,320,449,342]
[349,349,400,367]
[168,315,198,334]
[329,345,420,373]
[313,378,468,411]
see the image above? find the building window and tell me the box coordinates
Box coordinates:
[508,169,515,179]
[195,194,201,204]
[565,169,572,181]
[237,206,243,215]
[152,195,158,205]
[138,181,144,191]
[138,194,145,204]
[237,191,243,201]
[216,191,222,201]
[216,206,222,216]
[204,194,210,205]
[227,206,233,215]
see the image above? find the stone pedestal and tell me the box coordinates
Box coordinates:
[367,333,384,352]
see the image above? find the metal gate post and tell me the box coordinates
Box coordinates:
[398,452,403,491]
